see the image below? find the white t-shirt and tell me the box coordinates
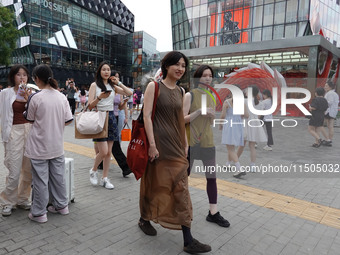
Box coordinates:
[95,84,115,111]
[24,89,73,159]
[262,98,273,122]
[325,89,339,118]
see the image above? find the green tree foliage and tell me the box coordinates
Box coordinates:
[0,6,19,66]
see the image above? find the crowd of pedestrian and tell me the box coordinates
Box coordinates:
[0,51,339,253]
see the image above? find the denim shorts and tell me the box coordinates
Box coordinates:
[93,111,119,142]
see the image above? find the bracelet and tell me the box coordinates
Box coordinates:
[97,96,101,101]
[118,81,122,86]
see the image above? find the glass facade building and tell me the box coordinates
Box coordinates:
[171,0,340,113]
[313,0,340,46]
[0,0,135,86]
[131,31,160,87]
[171,0,340,50]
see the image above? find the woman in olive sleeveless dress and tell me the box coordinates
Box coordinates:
[139,51,211,254]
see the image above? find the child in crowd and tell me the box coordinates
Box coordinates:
[24,64,73,223]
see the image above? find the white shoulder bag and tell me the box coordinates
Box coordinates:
[75,106,107,134]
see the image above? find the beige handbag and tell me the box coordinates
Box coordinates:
[75,113,108,139]
[75,106,106,134]
[75,104,109,139]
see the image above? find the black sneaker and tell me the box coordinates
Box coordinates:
[123,168,132,177]
[206,211,230,228]
[322,140,332,147]
[138,218,157,236]
[183,238,211,254]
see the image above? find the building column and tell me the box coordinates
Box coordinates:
[307,46,318,94]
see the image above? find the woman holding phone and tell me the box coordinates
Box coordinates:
[0,65,32,216]
[88,62,132,189]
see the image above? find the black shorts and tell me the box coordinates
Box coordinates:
[93,111,119,142]
[309,117,324,127]
[325,113,336,120]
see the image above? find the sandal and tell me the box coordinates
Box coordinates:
[312,139,322,148]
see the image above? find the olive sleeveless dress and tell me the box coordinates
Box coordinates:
[139,81,192,229]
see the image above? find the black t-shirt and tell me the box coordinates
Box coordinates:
[309,97,328,126]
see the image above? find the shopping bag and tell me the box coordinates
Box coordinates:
[127,82,158,180]
[121,123,132,141]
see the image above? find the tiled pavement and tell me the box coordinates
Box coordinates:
[0,115,340,255]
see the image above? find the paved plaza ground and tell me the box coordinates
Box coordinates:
[0,112,340,255]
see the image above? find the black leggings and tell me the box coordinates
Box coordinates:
[188,146,217,204]
[112,140,130,172]
[111,116,130,172]
[68,98,75,115]
[264,121,274,146]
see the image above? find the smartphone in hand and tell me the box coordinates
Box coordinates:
[16,83,27,101]
[104,90,112,94]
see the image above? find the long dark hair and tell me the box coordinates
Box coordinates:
[161,51,188,79]
[32,64,58,89]
[95,61,114,92]
[8,65,29,87]
[193,65,214,88]
[262,89,272,100]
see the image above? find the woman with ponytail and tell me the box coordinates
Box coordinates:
[24,64,73,223]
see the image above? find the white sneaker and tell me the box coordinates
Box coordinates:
[2,205,13,216]
[89,169,98,185]
[100,177,114,189]
[250,165,257,173]
[263,145,273,151]
[233,171,246,178]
